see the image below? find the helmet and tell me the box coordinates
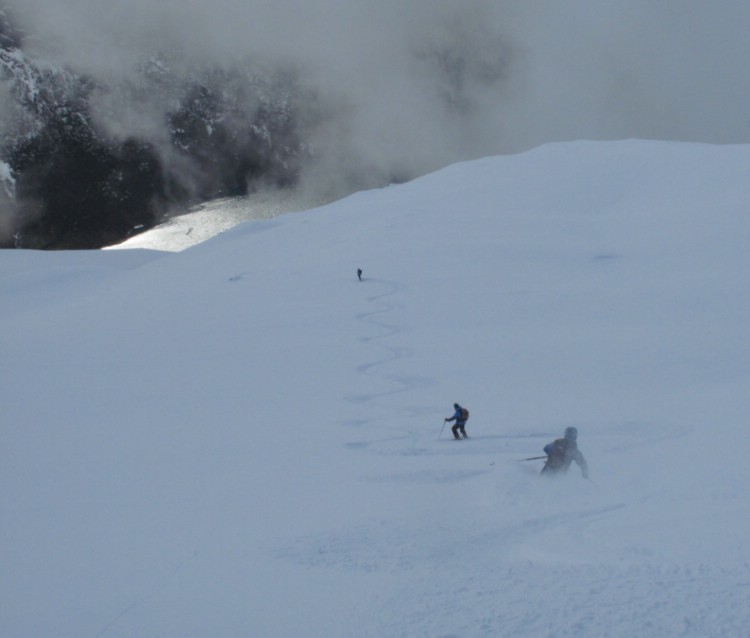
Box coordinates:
[564,427,578,442]
[453,403,460,409]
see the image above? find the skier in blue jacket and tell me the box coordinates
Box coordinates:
[445,403,469,440]
[541,427,588,478]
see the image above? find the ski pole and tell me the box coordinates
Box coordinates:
[438,419,447,439]
[518,455,547,461]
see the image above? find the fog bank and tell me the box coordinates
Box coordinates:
[15,0,750,180]
[3,1,750,247]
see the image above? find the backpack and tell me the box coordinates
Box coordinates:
[460,407,469,421]
[544,439,569,469]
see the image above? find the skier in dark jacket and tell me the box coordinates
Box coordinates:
[445,403,469,440]
[541,427,588,478]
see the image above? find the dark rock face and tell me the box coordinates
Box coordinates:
[0,8,304,249]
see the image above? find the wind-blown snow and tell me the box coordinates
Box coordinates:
[2,140,749,637]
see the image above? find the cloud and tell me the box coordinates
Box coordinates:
[10,0,750,196]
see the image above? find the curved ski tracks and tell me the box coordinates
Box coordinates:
[342,278,434,447]
[280,276,749,638]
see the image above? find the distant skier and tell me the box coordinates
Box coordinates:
[541,427,588,478]
[357,268,363,281]
[445,403,469,440]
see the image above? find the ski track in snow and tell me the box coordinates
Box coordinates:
[341,277,435,443]
[93,550,200,638]
[350,278,419,400]
[7,142,750,638]
[271,271,750,637]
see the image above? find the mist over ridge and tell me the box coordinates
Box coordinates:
[2,1,750,247]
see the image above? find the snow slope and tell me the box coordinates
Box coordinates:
[2,140,749,637]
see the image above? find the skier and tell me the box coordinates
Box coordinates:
[541,427,588,478]
[444,403,469,440]
[357,268,363,281]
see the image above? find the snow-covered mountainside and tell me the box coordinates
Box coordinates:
[2,140,749,637]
